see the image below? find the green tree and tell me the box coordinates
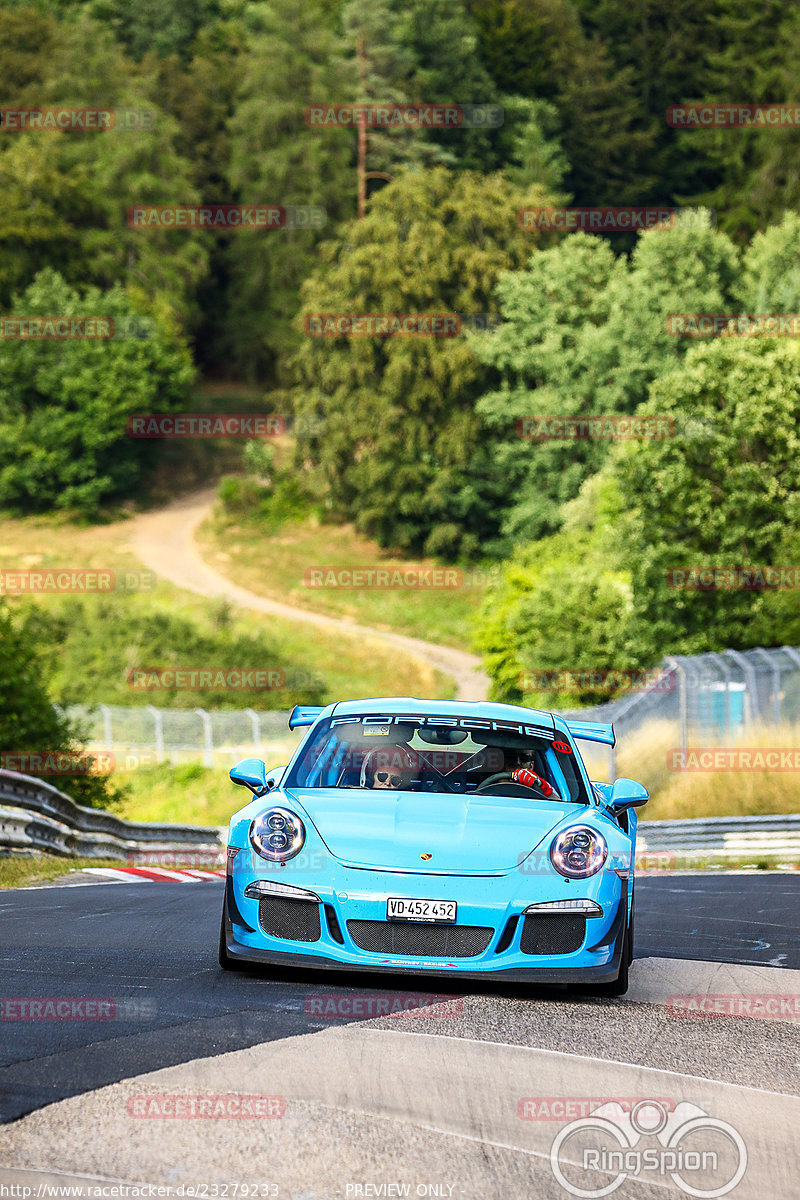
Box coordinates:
[613,335,800,661]
[0,601,125,809]
[686,2,800,239]
[0,12,209,321]
[293,168,550,559]
[87,0,223,61]
[0,269,195,515]
[474,214,740,541]
[737,211,800,312]
[224,0,356,380]
[469,0,656,203]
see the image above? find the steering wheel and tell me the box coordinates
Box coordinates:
[473,770,553,800]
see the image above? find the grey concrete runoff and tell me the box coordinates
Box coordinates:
[1,955,798,1199]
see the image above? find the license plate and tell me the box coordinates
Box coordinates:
[386,897,457,923]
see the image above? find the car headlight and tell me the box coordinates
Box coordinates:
[550,825,607,878]
[250,807,305,861]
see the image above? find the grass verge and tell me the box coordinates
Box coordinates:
[0,855,128,889]
[0,510,453,708]
[197,488,490,651]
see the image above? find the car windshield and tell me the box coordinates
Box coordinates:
[284,714,590,803]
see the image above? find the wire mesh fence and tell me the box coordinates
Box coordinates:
[62,703,302,768]
[558,646,800,779]
[62,645,800,773]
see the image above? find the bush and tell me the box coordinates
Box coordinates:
[26,597,326,710]
[0,269,195,516]
[0,601,125,809]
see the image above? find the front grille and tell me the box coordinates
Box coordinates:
[259,897,320,942]
[346,920,492,958]
[520,914,585,955]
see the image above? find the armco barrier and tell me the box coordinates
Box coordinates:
[1,768,798,864]
[636,813,800,859]
[0,769,222,860]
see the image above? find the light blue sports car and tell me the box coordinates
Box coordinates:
[219,698,648,994]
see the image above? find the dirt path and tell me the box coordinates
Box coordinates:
[129,491,489,702]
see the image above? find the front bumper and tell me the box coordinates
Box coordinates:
[223,853,628,984]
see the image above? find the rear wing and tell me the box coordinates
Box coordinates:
[288,705,324,730]
[563,720,615,748]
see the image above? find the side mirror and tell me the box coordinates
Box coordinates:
[230,757,268,795]
[610,777,649,813]
[264,765,287,790]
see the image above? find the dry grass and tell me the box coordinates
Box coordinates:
[197,506,488,651]
[583,720,800,820]
[0,512,452,702]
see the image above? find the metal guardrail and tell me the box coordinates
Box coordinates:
[0,769,222,860]
[636,814,800,859]
[1,767,797,864]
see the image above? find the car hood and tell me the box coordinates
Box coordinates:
[281,787,583,873]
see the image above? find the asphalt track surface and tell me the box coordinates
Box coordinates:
[0,874,798,1198]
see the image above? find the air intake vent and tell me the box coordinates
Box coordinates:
[259,897,320,942]
[520,914,585,955]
